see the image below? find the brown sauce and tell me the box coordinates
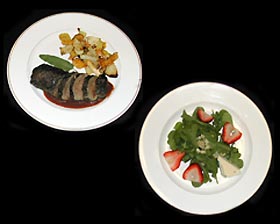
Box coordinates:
[44,82,114,109]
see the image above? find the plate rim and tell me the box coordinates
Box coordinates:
[139,81,272,215]
[7,11,142,131]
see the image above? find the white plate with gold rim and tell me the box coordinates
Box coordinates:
[7,12,142,131]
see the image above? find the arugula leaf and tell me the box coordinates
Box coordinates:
[213,109,233,131]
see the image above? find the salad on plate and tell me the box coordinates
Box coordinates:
[163,106,243,188]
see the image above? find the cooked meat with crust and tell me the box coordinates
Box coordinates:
[30,64,110,102]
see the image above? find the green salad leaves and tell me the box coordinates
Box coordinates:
[167,107,243,187]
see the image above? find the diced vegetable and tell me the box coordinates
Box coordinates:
[58,28,119,77]
[72,58,86,69]
[59,33,72,45]
[105,63,118,77]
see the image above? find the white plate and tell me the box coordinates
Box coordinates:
[139,82,272,215]
[7,12,142,131]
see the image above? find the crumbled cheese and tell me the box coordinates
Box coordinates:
[196,148,206,154]
[196,134,210,153]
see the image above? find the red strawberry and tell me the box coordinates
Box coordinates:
[182,163,203,184]
[163,150,185,171]
[222,122,242,144]
[197,108,213,123]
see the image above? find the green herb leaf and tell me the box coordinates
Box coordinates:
[39,54,73,72]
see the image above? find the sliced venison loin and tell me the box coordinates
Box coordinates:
[30,64,111,103]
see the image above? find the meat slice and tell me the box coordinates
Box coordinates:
[49,78,64,98]
[61,75,75,100]
[86,76,97,101]
[95,74,109,98]
[72,74,88,100]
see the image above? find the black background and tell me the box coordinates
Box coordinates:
[2,8,278,218]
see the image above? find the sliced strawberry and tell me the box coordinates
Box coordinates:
[163,150,185,171]
[197,108,213,123]
[182,163,203,184]
[222,122,242,144]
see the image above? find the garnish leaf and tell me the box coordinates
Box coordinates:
[39,54,73,72]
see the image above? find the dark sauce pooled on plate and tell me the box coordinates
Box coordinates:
[44,82,113,109]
